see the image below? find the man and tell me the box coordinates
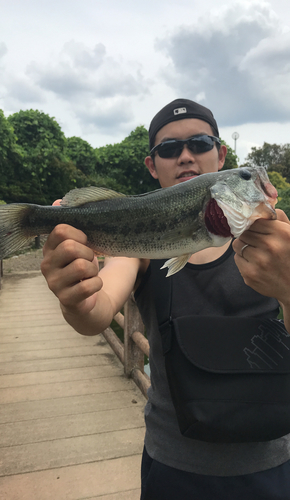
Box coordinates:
[41,99,290,499]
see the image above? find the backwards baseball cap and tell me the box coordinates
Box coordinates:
[149,98,219,150]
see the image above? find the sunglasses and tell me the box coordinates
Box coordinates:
[150,134,221,159]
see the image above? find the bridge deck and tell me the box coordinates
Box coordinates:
[0,271,145,500]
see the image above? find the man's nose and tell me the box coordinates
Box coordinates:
[177,144,195,163]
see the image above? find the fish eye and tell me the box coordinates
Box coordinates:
[239,169,252,180]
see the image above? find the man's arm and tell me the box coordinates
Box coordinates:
[41,224,142,336]
[232,209,290,332]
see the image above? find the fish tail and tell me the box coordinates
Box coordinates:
[0,204,36,260]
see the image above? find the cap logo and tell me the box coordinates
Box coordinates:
[173,107,187,116]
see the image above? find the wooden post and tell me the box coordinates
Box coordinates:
[124,294,145,377]
[34,235,41,249]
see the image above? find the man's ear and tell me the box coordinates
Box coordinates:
[218,144,227,171]
[145,155,159,179]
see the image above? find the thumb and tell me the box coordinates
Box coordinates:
[276,209,290,224]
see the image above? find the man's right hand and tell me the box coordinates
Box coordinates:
[41,224,103,316]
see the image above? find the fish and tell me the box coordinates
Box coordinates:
[0,166,277,276]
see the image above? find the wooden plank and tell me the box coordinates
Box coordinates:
[0,455,142,500]
[0,345,112,362]
[0,427,145,476]
[0,375,137,404]
[0,365,122,388]
[0,337,112,353]
[79,491,140,500]
[0,406,145,447]
[0,390,144,424]
[0,324,79,337]
[0,328,84,342]
[0,355,116,375]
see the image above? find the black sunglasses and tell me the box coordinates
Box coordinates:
[150,134,221,159]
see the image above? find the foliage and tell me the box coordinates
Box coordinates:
[267,171,290,219]
[241,143,290,219]
[7,109,66,154]
[0,110,23,162]
[95,125,159,194]
[267,171,290,191]
[221,140,238,170]
[0,109,96,204]
[66,136,96,176]
[241,142,290,183]
[4,108,290,213]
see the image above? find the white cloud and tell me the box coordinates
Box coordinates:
[0,42,7,59]
[26,40,150,100]
[155,0,290,126]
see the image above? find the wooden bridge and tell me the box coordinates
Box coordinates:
[0,268,150,500]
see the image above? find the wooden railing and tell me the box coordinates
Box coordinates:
[103,294,151,398]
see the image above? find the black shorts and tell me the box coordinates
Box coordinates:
[141,447,290,500]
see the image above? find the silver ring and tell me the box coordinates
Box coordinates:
[240,244,249,259]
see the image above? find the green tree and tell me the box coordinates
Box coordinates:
[221,140,238,170]
[66,136,96,176]
[0,109,94,204]
[5,109,68,203]
[241,142,290,183]
[95,125,159,194]
[0,109,23,163]
[267,171,290,219]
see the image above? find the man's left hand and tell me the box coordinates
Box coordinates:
[232,209,290,305]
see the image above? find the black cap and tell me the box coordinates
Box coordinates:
[149,98,219,150]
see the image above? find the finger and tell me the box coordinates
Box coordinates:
[246,218,273,235]
[62,257,99,286]
[276,209,290,224]
[48,239,96,269]
[234,242,254,262]
[43,224,88,254]
[59,276,104,310]
[44,256,99,296]
[52,199,62,206]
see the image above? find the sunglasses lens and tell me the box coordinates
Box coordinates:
[154,135,216,158]
[157,142,183,158]
[188,136,214,154]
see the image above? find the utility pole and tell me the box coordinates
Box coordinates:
[232,132,239,154]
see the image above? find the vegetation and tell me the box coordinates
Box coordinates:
[1,108,284,207]
[242,143,290,219]
[221,140,239,170]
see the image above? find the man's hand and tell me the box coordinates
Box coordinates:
[232,209,290,313]
[41,224,103,316]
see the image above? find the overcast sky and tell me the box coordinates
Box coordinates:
[1,0,290,164]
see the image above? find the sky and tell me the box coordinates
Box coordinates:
[0,0,290,164]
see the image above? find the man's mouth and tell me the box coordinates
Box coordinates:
[177,171,199,181]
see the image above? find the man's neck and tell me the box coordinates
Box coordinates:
[188,240,232,265]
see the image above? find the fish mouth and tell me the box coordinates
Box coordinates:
[258,180,278,208]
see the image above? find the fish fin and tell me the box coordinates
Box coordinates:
[161,254,191,277]
[61,186,126,207]
[0,204,35,259]
[160,221,200,243]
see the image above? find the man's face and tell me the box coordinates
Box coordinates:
[145,118,227,188]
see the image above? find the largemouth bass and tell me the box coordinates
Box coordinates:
[0,166,277,276]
